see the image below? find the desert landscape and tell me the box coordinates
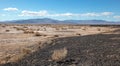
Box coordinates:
[0,24,119,66]
[0,0,120,66]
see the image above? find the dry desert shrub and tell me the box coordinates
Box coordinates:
[54,35,59,37]
[35,32,47,36]
[15,27,24,31]
[68,26,73,29]
[97,28,101,31]
[37,28,40,31]
[35,32,42,36]
[61,27,67,30]
[14,27,28,31]
[1,25,6,27]
[24,30,34,34]
[5,29,10,32]
[23,26,28,29]
[51,47,68,61]
[76,33,81,36]
[82,28,86,31]
[55,27,60,31]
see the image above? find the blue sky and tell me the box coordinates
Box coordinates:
[0,0,120,21]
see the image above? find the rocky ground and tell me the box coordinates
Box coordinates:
[0,24,120,66]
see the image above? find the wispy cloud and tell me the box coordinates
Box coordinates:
[80,12,113,17]
[50,12,113,17]
[3,7,18,11]
[18,10,113,18]
[80,13,100,17]
[19,10,48,16]
[49,13,77,17]
[101,12,113,16]
[113,16,120,19]
[0,14,6,16]
[19,11,78,17]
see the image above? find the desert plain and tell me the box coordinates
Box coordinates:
[0,24,120,66]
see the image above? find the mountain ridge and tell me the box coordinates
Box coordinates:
[0,18,120,25]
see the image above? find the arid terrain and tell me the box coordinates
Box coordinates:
[0,24,120,66]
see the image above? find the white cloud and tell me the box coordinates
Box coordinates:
[58,13,74,16]
[113,16,120,19]
[18,10,113,18]
[49,13,78,17]
[3,7,18,11]
[80,12,113,17]
[19,10,48,16]
[81,13,100,17]
[19,11,75,17]
[101,12,113,16]
[53,12,113,17]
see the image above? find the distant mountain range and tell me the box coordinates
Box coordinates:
[0,18,120,25]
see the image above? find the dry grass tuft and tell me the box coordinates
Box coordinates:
[9,54,25,62]
[0,55,11,64]
[9,48,32,62]
[51,47,68,61]
[21,48,32,54]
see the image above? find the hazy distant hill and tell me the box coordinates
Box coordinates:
[1,18,120,24]
[64,20,120,25]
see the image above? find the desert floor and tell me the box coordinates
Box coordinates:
[0,24,120,66]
